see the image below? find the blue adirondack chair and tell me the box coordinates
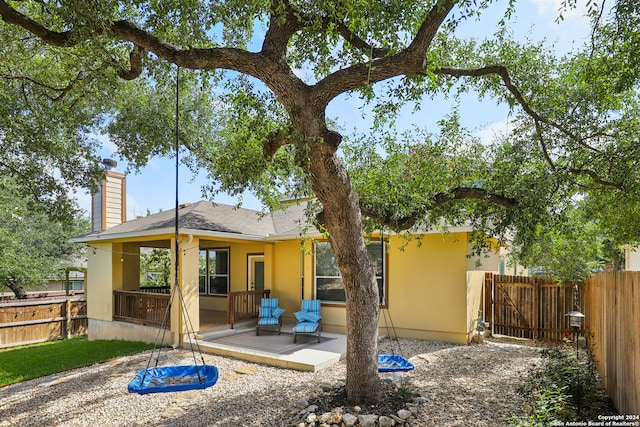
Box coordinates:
[292,299,322,343]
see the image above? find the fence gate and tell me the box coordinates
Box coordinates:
[488,274,585,341]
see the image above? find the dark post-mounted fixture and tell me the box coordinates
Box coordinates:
[565,310,585,353]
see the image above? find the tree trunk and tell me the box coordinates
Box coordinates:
[6,280,28,299]
[303,118,381,405]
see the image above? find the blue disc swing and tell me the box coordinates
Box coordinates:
[378,293,414,372]
[128,68,218,394]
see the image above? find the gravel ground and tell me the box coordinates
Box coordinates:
[0,337,541,427]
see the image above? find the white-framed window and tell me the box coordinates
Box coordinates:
[314,240,385,304]
[199,248,229,295]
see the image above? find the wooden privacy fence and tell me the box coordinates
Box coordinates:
[584,272,639,415]
[0,297,87,349]
[486,274,585,341]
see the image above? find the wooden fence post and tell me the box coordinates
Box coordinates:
[65,298,72,339]
[532,278,539,340]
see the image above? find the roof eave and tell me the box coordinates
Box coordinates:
[71,227,268,243]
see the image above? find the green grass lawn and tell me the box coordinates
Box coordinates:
[0,336,156,387]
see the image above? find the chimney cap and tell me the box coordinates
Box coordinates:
[102,158,117,170]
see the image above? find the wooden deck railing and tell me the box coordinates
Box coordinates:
[113,290,170,328]
[139,286,171,294]
[227,290,271,328]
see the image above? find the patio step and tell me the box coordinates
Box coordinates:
[190,326,346,372]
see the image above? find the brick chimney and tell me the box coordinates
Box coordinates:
[91,159,126,232]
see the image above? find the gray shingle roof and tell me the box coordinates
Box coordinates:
[77,200,313,241]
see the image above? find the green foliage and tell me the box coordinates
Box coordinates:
[2,0,640,274]
[0,180,89,297]
[140,248,170,287]
[0,21,122,222]
[0,336,156,387]
[508,384,571,427]
[507,207,610,282]
[511,345,613,426]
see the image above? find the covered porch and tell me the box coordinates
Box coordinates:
[109,289,346,371]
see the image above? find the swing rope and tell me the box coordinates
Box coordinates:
[133,67,212,390]
[381,305,405,357]
[377,231,414,372]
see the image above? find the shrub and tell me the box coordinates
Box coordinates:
[509,340,613,426]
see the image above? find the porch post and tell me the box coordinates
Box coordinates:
[180,236,200,339]
[170,236,200,345]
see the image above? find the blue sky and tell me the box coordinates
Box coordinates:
[74,0,592,218]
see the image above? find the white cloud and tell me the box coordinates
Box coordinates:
[87,132,118,156]
[126,194,144,220]
[74,190,93,217]
[529,0,589,19]
[475,118,513,145]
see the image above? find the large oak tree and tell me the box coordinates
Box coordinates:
[2,0,639,404]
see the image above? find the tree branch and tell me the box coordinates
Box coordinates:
[118,45,145,80]
[0,2,274,81]
[360,187,517,232]
[435,65,605,154]
[0,1,73,45]
[433,187,518,208]
[331,20,389,59]
[535,119,558,172]
[407,0,457,60]
[565,167,624,189]
[261,0,302,58]
[2,67,103,102]
[263,127,295,160]
[313,0,457,105]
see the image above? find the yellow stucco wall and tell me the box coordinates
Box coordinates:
[121,243,140,290]
[171,236,200,336]
[86,229,495,345]
[383,233,470,343]
[271,239,304,316]
[198,240,270,311]
[300,232,482,344]
[86,242,114,322]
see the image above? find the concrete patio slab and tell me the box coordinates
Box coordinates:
[192,322,346,372]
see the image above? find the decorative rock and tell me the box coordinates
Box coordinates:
[353,406,362,413]
[173,391,200,403]
[379,415,396,426]
[397,409,412,420]
[0,338,547,427]
[342,413,358,427]
[319,412,332,423]
[234,365,258,375]
[358,414,378,427]
[390,414,404,423]
[296,396,310,409]
[327,411,343,424]
[221,372,241,381]
[306,412,317,423]
[160,406,185,419]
